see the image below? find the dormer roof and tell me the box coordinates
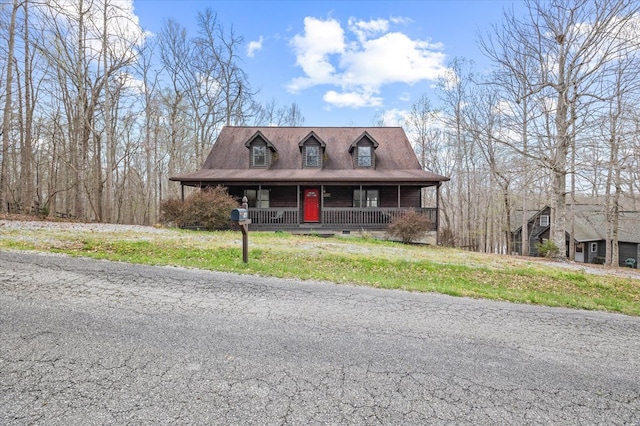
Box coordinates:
[348,131,379,153]
[243,130,277,152]
[298,131,326,151]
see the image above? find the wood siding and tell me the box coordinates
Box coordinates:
[323,186,352,208]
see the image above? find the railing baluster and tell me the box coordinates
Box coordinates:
[248,207,436,230]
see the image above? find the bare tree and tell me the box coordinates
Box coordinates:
[133,34,161,224]
[480,0,640,257]
[405,94,437,170]
[479,20,542,256]
[438,57,480,249]
[190,10,223,166]
[403,93,458,246]
[466,85,516,253]
[158,18,195,199]
[0,2,265,224]
[17,0,36,215]
[283,102,305,126]
[600,51,640,266]
[0,0,19,214]
[250,99,305,126]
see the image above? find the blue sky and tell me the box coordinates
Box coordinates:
[131,0,522,126]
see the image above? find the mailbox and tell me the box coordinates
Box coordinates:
[231,206,250,263]
[230,208,249,221]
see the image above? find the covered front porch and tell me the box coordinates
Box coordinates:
[246,206,438,231]
[221,183,440,233]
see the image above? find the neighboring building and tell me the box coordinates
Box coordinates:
[170,126,449,241]
[513,205,640,267]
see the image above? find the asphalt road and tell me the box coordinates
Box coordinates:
[1,250,639,425]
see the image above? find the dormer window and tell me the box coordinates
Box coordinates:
[244,131,277,169]
[358,146,372,167]
[349,131,379,169]
[252,144,266,167]
[305,145,320,167]
[299,131,326,169]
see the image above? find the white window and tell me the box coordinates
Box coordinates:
[244,189,269,208]
[539,215,549,227]
[257,189,269,208]
[305,146,319,167]
[353,189,379,208]
[357,146,372,167]
[590,242,598,253]
[252,145,266,167]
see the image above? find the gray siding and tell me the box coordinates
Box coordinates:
[619,242,638,268]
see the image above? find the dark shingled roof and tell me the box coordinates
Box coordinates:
[514,203,640,244]
[171,126,449,185]
[572,209,640,243]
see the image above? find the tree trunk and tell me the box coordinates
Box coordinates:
[102,0,113,222]
[0,0,19,214]
[20,0,35,215]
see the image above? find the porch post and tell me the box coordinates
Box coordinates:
[321,184,324,224]
[181,184,185,201]
[296,185,300,225]
[397,185,401,208]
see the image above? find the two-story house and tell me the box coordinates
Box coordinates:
[170,126,449,241]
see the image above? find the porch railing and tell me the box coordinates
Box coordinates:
[248,208,299,228]
[323,207,437,230]
[248,207,437,231]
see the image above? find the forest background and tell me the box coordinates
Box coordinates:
[1,0,639,266]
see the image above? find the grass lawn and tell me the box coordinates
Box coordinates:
[1,222,639,316]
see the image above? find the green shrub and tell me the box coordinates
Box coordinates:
[161,186,239,230]
[535,240,559,258]
[386,209,433,244]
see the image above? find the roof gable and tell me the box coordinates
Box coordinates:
[348,131,379,153]
[243,130,277,152]
[298,131,326,150]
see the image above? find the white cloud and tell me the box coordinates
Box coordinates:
[288,17,345,92]
[341,32,446,88]
[323,90,383,108]
[390,16,413,25]
[287,16,447,109]
[377,108,409,126]
[247,36,263,58]
[348,17,388,43]
[398,92,411,102]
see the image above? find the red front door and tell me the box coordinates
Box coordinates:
[303,188,320,222]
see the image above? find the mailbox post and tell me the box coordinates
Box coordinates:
[231,196,251,263]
